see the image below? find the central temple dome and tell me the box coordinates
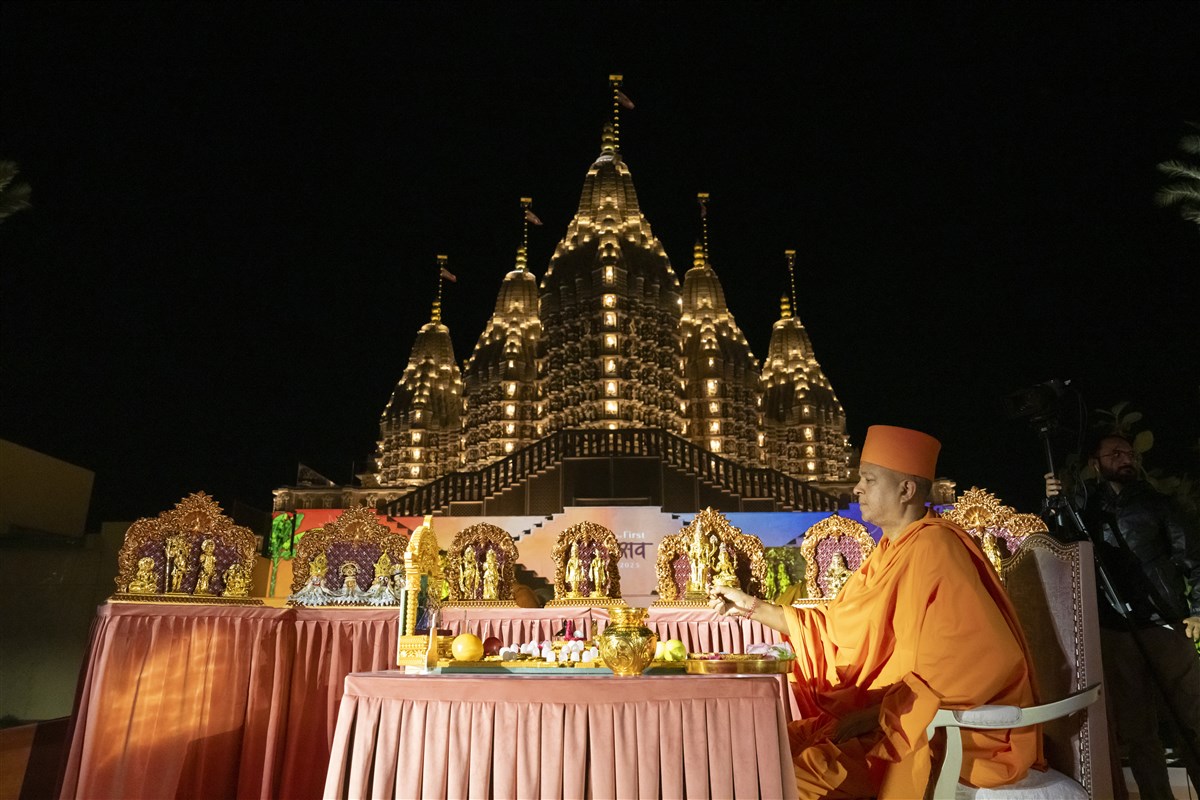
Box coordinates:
[538,125,682,433]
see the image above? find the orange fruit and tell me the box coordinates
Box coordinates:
[451,633,484,661]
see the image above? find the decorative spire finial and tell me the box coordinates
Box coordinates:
[433,254,450,323]
[609,74,623,152]
[697,193,710,263]
[784,249,797,314]
[780,294,792,319]
[519,197,533,269]
[692,241,705,269]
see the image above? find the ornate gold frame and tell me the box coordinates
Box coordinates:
[942,487,1048,572]
[545,521,624,607]
[288,506,408,605]
[444,522,519,606]
[652,507,766,607]
[798,515,875,600]
[112,492,261,604]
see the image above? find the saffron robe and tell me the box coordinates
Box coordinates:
[783,512,1042,798]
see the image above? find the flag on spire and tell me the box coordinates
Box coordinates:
[616,89,635,110]
[439,266,458,283]
[524,209,543,226]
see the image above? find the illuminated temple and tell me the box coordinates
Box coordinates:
[275,78,853,517]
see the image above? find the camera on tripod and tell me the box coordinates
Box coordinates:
[1003,378,1072,425]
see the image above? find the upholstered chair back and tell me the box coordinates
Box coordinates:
[1000,534,1112,798]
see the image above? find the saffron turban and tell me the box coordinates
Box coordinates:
[861,425,940,480]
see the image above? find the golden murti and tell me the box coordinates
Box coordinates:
[128,557,157,594]
[686,525,717,597]
[713,541,739,589]
[565,542,584,597]
[482,550,499,600]
[588,550,608,597]
[822,553,852,598]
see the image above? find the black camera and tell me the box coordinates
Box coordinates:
[1003,379,1072,423]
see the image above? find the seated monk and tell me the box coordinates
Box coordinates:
[710,425,1042,799]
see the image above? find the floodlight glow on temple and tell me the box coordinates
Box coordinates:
[275,78,853,516]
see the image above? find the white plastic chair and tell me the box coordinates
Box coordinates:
[925,683,1102,799]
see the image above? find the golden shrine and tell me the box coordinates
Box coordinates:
[112,492,260,605]
[286,505,408,606]
[652,507,766,606]
[444,522,520,607]
[545,521,624,607]
[941,486,1049,572]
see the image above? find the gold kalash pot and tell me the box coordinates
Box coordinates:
[596,607,658,676]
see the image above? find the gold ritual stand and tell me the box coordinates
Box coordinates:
[396,515,453,665]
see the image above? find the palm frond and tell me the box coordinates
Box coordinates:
[1180,134,1200,156]
[1154,184,1200,207]
[1156,159,1200,181]
[0,161,18,194]
[0,181,31,220]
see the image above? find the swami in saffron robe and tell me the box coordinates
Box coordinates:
[783,512,1043,799]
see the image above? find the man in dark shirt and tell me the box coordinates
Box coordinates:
[1046,432,1200,797]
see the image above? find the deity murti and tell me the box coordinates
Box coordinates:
[712,541,739,589]
[460,545,480,599]
[194,538,217,595]
[129,557,158,594]
[588,550,608,598]
[686,526,717,594]
[482,549,499,600]
[823,553,853,598]
[565,542,584,597]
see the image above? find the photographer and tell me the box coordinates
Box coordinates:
[1045,431,1200,797]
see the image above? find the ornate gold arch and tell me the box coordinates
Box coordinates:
[941,487,1048,572]
[113,492,259,603]
[798,515,875,600]
[444,522,519,606]
[289,506,408,595]
[653,507,766,604]
[546,521,622,606]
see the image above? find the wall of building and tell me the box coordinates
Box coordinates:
[0,522,126,724]
[0,439,94,539]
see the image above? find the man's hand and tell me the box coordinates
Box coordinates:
[834,704,882,742]
[1184,616,1200,641]
[708,585,754,617]
[1045,472,1063,498]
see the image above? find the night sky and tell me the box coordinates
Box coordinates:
[2,2,1197,528]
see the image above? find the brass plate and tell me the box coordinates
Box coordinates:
[684,654,792,675]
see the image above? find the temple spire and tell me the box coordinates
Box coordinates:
[697,193,711,263]
[780,294,792,319]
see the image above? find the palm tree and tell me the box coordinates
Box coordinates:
[1155,122,1200,226]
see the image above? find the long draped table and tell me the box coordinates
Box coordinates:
[324,671,800,800]
[59,602,795,799]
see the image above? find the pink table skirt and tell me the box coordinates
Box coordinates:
[440,606,786,652]
[61,603,799,800]
[324,672,799,800]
